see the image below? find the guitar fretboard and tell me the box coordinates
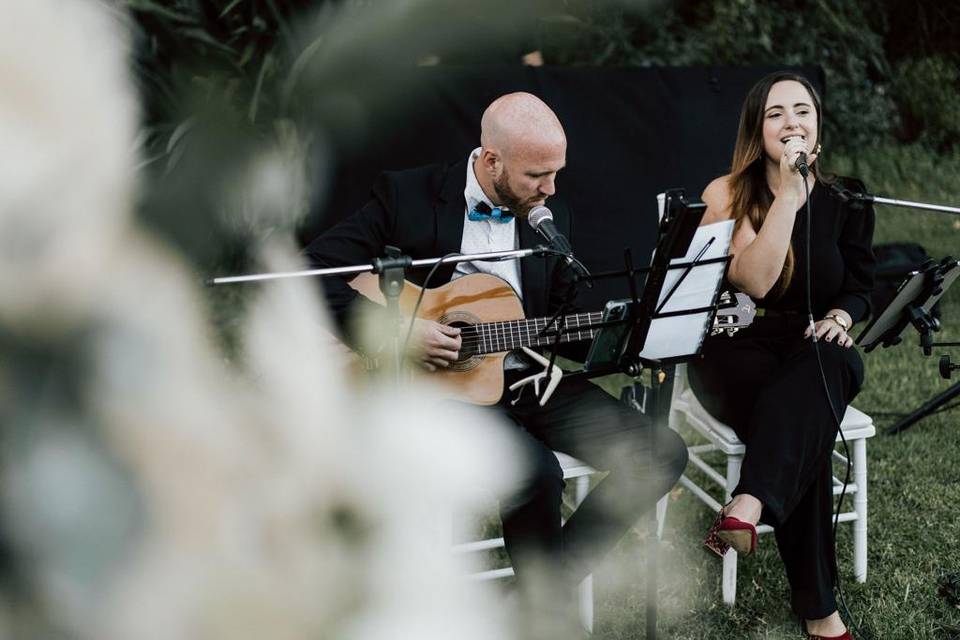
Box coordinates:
[459,312,605,356]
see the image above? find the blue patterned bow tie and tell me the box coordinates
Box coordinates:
[468,201,513,223]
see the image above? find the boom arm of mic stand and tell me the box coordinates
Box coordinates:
[870,195,960,215]
[829,183,960,215]
[206,246,556,286]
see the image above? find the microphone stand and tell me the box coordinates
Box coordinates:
[207,245,557,385]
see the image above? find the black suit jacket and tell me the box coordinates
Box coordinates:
[305,158,582,353]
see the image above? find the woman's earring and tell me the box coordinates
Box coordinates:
[814,143,822,155]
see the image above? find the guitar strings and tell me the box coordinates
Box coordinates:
[456,330,598,346]
[455,313,605,352]
[455,315,604,342]
[456,316,604,341]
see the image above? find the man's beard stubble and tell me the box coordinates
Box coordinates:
[493,172,533,218]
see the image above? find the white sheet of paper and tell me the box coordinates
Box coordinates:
[638,220,734,360]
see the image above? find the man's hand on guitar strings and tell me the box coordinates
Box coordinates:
[409,318,461,371]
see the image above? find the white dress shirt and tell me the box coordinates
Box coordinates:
[452,147,523,299]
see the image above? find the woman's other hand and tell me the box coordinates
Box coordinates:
[804,312,854,348]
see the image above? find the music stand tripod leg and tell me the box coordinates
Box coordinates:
[645,366,675,640]
[887,381,960,434]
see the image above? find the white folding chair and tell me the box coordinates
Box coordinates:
[665,363,875,605]
[452,452,598,631]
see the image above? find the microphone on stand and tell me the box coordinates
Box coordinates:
[795,151,810,177]
[527,205,592,282]
[528,206,572,254]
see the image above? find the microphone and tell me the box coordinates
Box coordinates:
[795,151,810,177]
[527,206,591,281]
[528,206,572,255]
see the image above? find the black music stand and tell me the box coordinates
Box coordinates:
[542,189,733,640]
[621,189,732,640]
[856,256,960,434]
[627,189,730,640]
[565,189,732,379]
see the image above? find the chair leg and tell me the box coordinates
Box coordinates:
[573,475,594,632]
[722,454,743,606]
[725,454,742,503]
[852,437,868,583]
[656,494,669,540]
[579,575,594,633]
[722,549,738,606]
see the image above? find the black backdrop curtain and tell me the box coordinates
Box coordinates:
[299,65,823,311]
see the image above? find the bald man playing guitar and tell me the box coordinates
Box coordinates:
[306,92,687,635]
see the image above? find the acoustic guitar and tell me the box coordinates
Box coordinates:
[348,272,754,405]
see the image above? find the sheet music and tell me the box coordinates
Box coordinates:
[639,220,734,360]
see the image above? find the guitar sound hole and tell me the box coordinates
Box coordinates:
[442,315,482,372]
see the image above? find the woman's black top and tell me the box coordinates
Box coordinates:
[753,177,875,323]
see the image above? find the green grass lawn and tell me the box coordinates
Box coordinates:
[591,145,960,639]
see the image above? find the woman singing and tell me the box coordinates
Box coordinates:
[689,72,875,639]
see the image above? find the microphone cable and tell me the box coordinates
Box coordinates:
[800,175,871,640]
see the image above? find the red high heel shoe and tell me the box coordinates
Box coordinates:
[703,508,758,557]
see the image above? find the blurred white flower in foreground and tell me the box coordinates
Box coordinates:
[0,1,523,639]
[219,120,313,240]
[0,0,137,332]
[86,242,520,640]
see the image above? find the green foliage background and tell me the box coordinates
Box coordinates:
[126,0,960,157]
[544,0,960,153]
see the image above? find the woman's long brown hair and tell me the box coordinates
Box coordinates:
[728,72,826,297]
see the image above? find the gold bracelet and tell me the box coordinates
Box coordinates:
[824,313,849,331]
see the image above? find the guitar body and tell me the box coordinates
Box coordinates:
[346,273,757,405]
[349,272,524,405]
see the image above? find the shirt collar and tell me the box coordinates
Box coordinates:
[464,147,509,216]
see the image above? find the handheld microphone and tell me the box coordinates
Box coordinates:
[795,151,810,177]
[527,205,591,281]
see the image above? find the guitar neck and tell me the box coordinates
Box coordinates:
[461,312,604,356]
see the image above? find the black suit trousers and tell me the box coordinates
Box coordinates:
[689,315,865,620]
[490,373,688,588]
